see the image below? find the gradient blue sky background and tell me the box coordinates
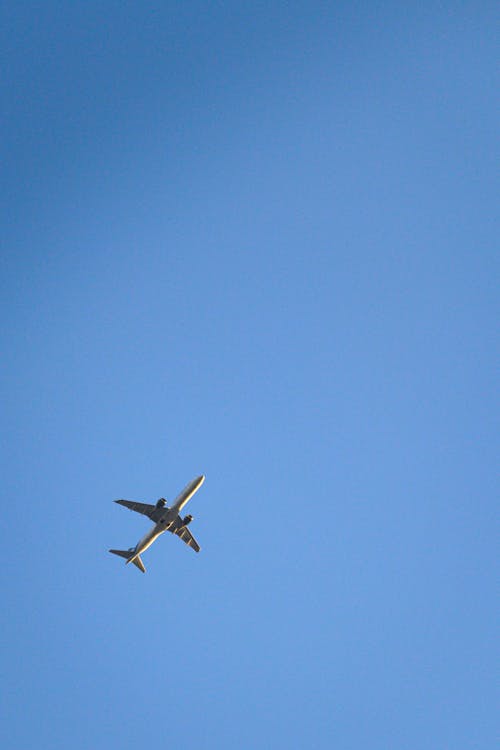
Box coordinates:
[1,2,498,748]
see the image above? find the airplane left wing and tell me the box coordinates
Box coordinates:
[115,499,157,520]
[168,521,201,553]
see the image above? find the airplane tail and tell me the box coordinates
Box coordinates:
[109,549,146,573]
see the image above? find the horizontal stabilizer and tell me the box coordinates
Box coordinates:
[109,549,131,560]
[109,549,146,573]
[132,555,146,573]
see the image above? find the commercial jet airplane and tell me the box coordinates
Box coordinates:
[109,475,205,573]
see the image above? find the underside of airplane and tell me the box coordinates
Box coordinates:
[109,475,205,572]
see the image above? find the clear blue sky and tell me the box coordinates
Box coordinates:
[1,3,497,748]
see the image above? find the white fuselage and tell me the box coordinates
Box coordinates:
[127,475,204,564]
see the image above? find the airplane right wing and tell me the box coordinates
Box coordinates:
[169,522,201,553]
[115,499,158,520]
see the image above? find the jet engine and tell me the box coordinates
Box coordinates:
[156,498,166,509]
[182,514,193,526]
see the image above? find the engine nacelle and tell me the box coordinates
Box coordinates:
[183,514,193,526]
[156,498,166,509]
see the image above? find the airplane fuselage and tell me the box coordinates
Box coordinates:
[127,475,204,564]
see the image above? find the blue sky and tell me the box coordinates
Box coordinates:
[1,3,498,748]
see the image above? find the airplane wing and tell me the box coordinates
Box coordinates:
[115,499,157,520]
[169,522,201,553]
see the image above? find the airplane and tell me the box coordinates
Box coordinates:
[109,474,205,573]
